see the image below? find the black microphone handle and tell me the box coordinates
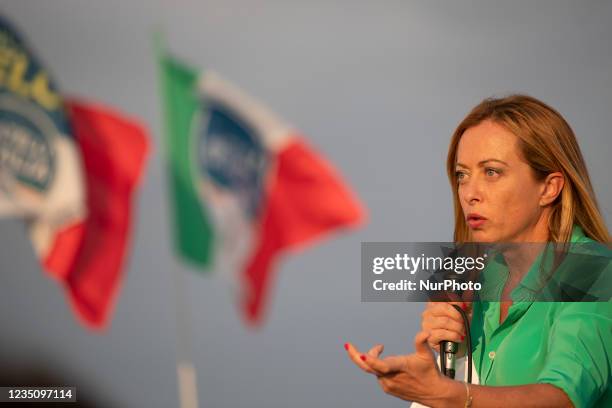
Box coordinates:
[438,304,472,383]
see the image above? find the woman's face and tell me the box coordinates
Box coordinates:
[455,120,548,243]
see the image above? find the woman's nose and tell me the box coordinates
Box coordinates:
[461,179,483,205]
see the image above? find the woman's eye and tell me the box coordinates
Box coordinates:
[455,171,467,182]
[485,168,500,177]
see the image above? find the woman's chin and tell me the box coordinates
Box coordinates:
[471,229,496,243]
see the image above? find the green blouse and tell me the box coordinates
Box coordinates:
[470,226,612,408]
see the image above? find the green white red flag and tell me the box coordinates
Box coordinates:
[158,52,366,326]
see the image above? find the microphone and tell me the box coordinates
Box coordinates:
[439,267,463,379]
[439,303,472,382]
[431,244,478,381]
[440,340,458,378]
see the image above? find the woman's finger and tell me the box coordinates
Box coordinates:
[413,331,434,359]
[426,328,464,346]
[344,342,379,375]
[362,354,406,375]
[422,315,466,335]
[423,302,465,322]
[367,344,384,358]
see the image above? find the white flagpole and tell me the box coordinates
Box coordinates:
[171,263,200,408]
[154,29,201,408]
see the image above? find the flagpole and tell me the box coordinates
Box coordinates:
[171,262,200,408]
[154,29,201,408]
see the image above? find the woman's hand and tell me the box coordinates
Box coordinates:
[344,331,462,406]
[421,301,471,353]
[346,331,574,408]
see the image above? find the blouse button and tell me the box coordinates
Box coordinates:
[488,351,496,360]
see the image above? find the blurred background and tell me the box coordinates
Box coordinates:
[0,1,610,407]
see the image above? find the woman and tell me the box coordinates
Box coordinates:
[345,94,611,407]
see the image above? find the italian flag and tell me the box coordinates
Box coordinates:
[0,15,149,329]
[158,53,366,326]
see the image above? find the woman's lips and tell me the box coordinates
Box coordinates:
[466,214,487,229]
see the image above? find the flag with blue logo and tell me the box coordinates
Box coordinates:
[158,53,366,326]
[0,15,149,329]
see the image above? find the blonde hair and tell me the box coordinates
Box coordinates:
[447,94,610,243]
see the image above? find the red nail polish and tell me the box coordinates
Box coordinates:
[461,302,467,310]
[344,343,349,350]
[360,355,366,361]
[461,335,465,341]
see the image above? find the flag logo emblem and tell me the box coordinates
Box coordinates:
[193,99,270,221]
[0,94,57,202]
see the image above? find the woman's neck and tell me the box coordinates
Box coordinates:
[499,211,551,299]
[502,243,545,279]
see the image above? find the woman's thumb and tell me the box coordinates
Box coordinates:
[414,331,434,357]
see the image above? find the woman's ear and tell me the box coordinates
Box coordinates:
[539,172,564,206]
